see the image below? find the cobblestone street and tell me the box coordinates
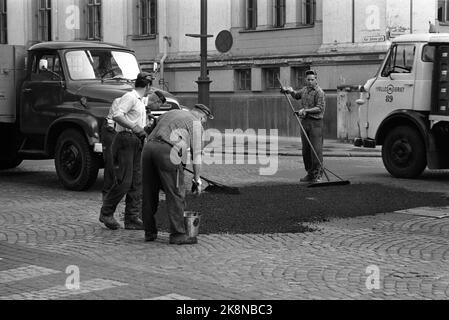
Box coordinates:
[1,155,449,300]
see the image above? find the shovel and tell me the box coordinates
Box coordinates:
[281,88,351,188]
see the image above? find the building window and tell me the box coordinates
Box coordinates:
[438,0,449,23]
[139,0,157,36]
[0,0,6,44]
[87,0,102,40]
[236,69,252,91]
[292,66,310,89]
[301,0,316,25]
[273,0,285,28]
[264,67,280,90]
[246,0,257,30]
[38,0,52,41]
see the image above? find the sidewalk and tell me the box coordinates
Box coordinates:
[278,137,381,158]
[219,134,382,158]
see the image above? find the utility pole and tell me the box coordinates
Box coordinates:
[186,0,213,106]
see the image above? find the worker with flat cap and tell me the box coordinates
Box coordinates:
[141,104,214,245]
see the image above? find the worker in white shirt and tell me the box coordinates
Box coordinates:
[99,72,153,231]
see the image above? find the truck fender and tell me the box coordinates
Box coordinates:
[375,110,429,147]
[46,114,100,156]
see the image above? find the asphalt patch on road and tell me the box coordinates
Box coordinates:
[154,183,449,234]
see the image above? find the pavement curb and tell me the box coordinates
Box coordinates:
[215,151,382,158]
[280,153,382,158]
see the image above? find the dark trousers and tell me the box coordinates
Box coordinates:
[300,118,324,178]
[101,123,116,201]
[142,141,186,235]
[101,132,142,219]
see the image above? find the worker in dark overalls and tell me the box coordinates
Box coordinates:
[141,104,214,245]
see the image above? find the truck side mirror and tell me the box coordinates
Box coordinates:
[153,62,159,73]
[39,59,48,71]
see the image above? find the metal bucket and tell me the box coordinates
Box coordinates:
[184,211,201,238]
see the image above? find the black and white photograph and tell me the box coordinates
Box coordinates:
[1,0,449,309]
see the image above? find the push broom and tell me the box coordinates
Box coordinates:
[281,87,351,188]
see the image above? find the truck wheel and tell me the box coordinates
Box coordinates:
[55,129,100,191]
[0,157,23,170]
[382,126,427,178]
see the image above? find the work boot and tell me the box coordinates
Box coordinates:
[169,234,198,245]
[144,233,158,242]
[99,215,121,230]
[124,216,144,230]
[300,174,313,183]
[311,176,323,184]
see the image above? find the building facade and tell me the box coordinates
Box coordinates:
[0,0,447,137]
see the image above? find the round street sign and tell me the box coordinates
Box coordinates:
[215,30,233,53]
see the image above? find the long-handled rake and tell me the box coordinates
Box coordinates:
[281,89,351,188]
[183,167,241,195]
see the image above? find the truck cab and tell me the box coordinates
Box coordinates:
[0,41,181,191]
[356,34,449,178]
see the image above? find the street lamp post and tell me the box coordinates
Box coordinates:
[186,0,213,107]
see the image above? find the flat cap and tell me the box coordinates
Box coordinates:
[194,104,214,120]
[305,70,317,76]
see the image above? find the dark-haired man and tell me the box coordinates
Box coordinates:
[142,104,214,245]
[99,72,154,231]
[282,71,326,183]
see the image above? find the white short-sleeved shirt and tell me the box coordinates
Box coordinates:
[112,90,147,133]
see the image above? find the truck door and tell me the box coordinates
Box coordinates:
[20,51,65,135]
[368,44,417,138]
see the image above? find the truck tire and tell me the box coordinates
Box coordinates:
[382,126,427,178]
[55,129,100,191]
[0,157,23,170]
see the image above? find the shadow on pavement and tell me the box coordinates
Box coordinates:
[361,171,449,185]
[0,169,104,193]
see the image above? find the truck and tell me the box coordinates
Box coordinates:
[354,33,449,179]
[0,41,180,191]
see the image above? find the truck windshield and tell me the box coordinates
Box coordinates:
[65,50,140,81]
[381,44,415,77]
